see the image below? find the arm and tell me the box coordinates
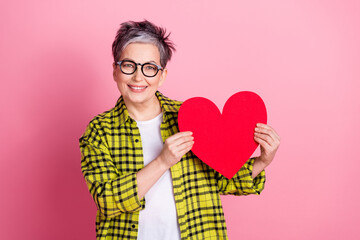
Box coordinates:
[136,131,194,199]
[252,156,268,179]
[217,157,266,196]
[217,123,280,195]
[80,122,194,217]
[136,157,168,200]
[80,122,143,218]
[253,123,280,177]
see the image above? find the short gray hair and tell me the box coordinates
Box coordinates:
[112,20,176,68]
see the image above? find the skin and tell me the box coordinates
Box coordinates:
[113,42,194,199]
[112,42,167,121]
[113,42,280,199]
[252,123,280,178]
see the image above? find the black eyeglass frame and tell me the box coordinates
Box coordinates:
[116,60,163,77]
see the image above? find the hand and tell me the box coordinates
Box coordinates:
[157,131,194,169]
[254,123,280,167]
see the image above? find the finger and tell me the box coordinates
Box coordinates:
[179,145,193,157]
[254,132,274,147]
[254,128,277,144]
[255,126,280,142]
[256,123,280,140]
[273,130,280,141]
[167,131,193,143]
[255,124,274,132]
[254,135,271,149]
[172,135,194,148]
[177,141,194,153]
[256,123,268,128]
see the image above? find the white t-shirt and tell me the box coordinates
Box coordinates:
[135,111,181,240]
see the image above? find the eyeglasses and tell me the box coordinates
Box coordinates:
[116,60,163,77]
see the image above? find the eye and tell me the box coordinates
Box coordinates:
[123,63,135,68]
[145,64,157,70]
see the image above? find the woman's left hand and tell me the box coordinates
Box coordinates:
[254,123,280,167]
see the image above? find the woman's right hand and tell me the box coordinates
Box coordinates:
[157,131,194,169]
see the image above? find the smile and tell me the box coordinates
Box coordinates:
[128,85,147,90]
[128,85,148,92]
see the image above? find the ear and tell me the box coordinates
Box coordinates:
[158,68,167,87]
[112,62,117,81]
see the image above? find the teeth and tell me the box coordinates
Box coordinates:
[129,85,147,90]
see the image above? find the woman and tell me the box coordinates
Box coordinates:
[79,20,280,240]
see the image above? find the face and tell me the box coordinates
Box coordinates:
[112,42,167,108]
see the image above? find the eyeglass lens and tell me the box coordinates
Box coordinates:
[120,60,159,77]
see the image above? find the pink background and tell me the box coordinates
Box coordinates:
[1,0,359,239]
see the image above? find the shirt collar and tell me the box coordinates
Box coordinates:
[113,91,180,127]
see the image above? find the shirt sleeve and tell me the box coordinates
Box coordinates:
[216,157,266,195]
[79,121,144,218]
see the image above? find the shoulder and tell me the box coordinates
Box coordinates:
[156,91,183,113]
[89,106,115,128]
[80,105,117,143]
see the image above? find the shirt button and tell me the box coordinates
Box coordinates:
[132,224,136,228]
[135,139,139,143]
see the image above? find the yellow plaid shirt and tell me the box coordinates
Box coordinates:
[79,91,266,240]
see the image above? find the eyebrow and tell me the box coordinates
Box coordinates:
[122,58,158,65]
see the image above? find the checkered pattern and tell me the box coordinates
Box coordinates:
[79,91,266,240]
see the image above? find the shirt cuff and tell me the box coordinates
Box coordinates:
[242,157,266,194]
[112,173,145,213]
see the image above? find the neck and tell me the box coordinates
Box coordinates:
[124,95,162,121]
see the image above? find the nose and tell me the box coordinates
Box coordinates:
[133,64,145,81]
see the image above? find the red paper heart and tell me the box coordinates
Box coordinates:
[178,91,267,179]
